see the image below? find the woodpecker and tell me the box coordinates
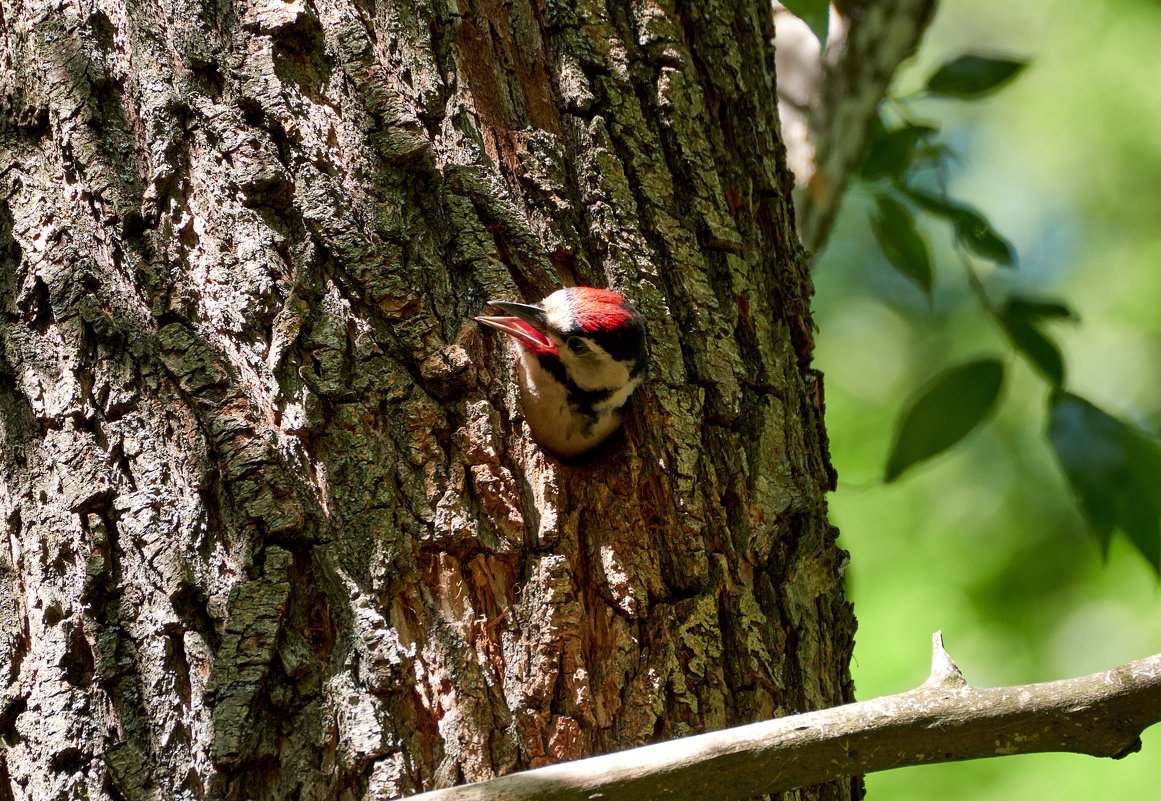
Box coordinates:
[476,287,647,458]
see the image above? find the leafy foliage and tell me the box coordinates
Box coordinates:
[997,297,1074,386]
[903,188,1016,266]
[925,55,1028,98]
[886,359,1004,481]
[854,52,1161,570]
[1049,394,1161,570]
[871,194,933,295]
[860,120,941,182]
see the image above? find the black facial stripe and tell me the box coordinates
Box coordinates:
[560,326,646,380]
[535,352,619,416]
[561,315,644,358]
[595,329,645,366]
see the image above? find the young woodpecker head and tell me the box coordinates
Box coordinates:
[475,287,647,458]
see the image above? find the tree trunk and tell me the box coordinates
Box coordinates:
[0,0,855,799]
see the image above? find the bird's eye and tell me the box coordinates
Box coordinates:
[566,336,589,354]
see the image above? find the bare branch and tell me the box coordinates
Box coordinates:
[924,630,966,687]
[776,0,939,252]
[404,637,1161,801]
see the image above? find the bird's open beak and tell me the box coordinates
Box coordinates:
[475,301,555,352]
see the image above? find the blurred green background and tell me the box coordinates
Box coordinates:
[811,0,1161,797]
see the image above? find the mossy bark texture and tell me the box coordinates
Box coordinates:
[0,0,855,799]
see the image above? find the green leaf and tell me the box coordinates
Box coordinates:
[870,194,933,295]
[1003,321,1063,386]
[886,359,1005,481]
[997,296,1076,386]
[780,0,830,47]
[905,188,1016,266]
[1048,393,1161,571]
[860,118,940,181]
[956,208,1015,265]
[1001,297,1073,320]
[925,54,1028,99]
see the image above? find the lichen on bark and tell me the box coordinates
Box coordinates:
[0,0,855,799]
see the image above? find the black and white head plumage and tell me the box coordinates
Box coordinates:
[476,287,647,458]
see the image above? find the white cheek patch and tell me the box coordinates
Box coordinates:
[559,340,631,392]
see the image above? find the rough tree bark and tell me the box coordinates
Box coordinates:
[0,0,854,799]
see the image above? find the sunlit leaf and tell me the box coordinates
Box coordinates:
[998,296,1076,386]
[904,188,1016,266]
[1048,393,1161,571]
[885,359,1005,481]
[780,0,830,47]
[860,118,940,181]
[870,194,933,295]
[926,54,1028,99]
